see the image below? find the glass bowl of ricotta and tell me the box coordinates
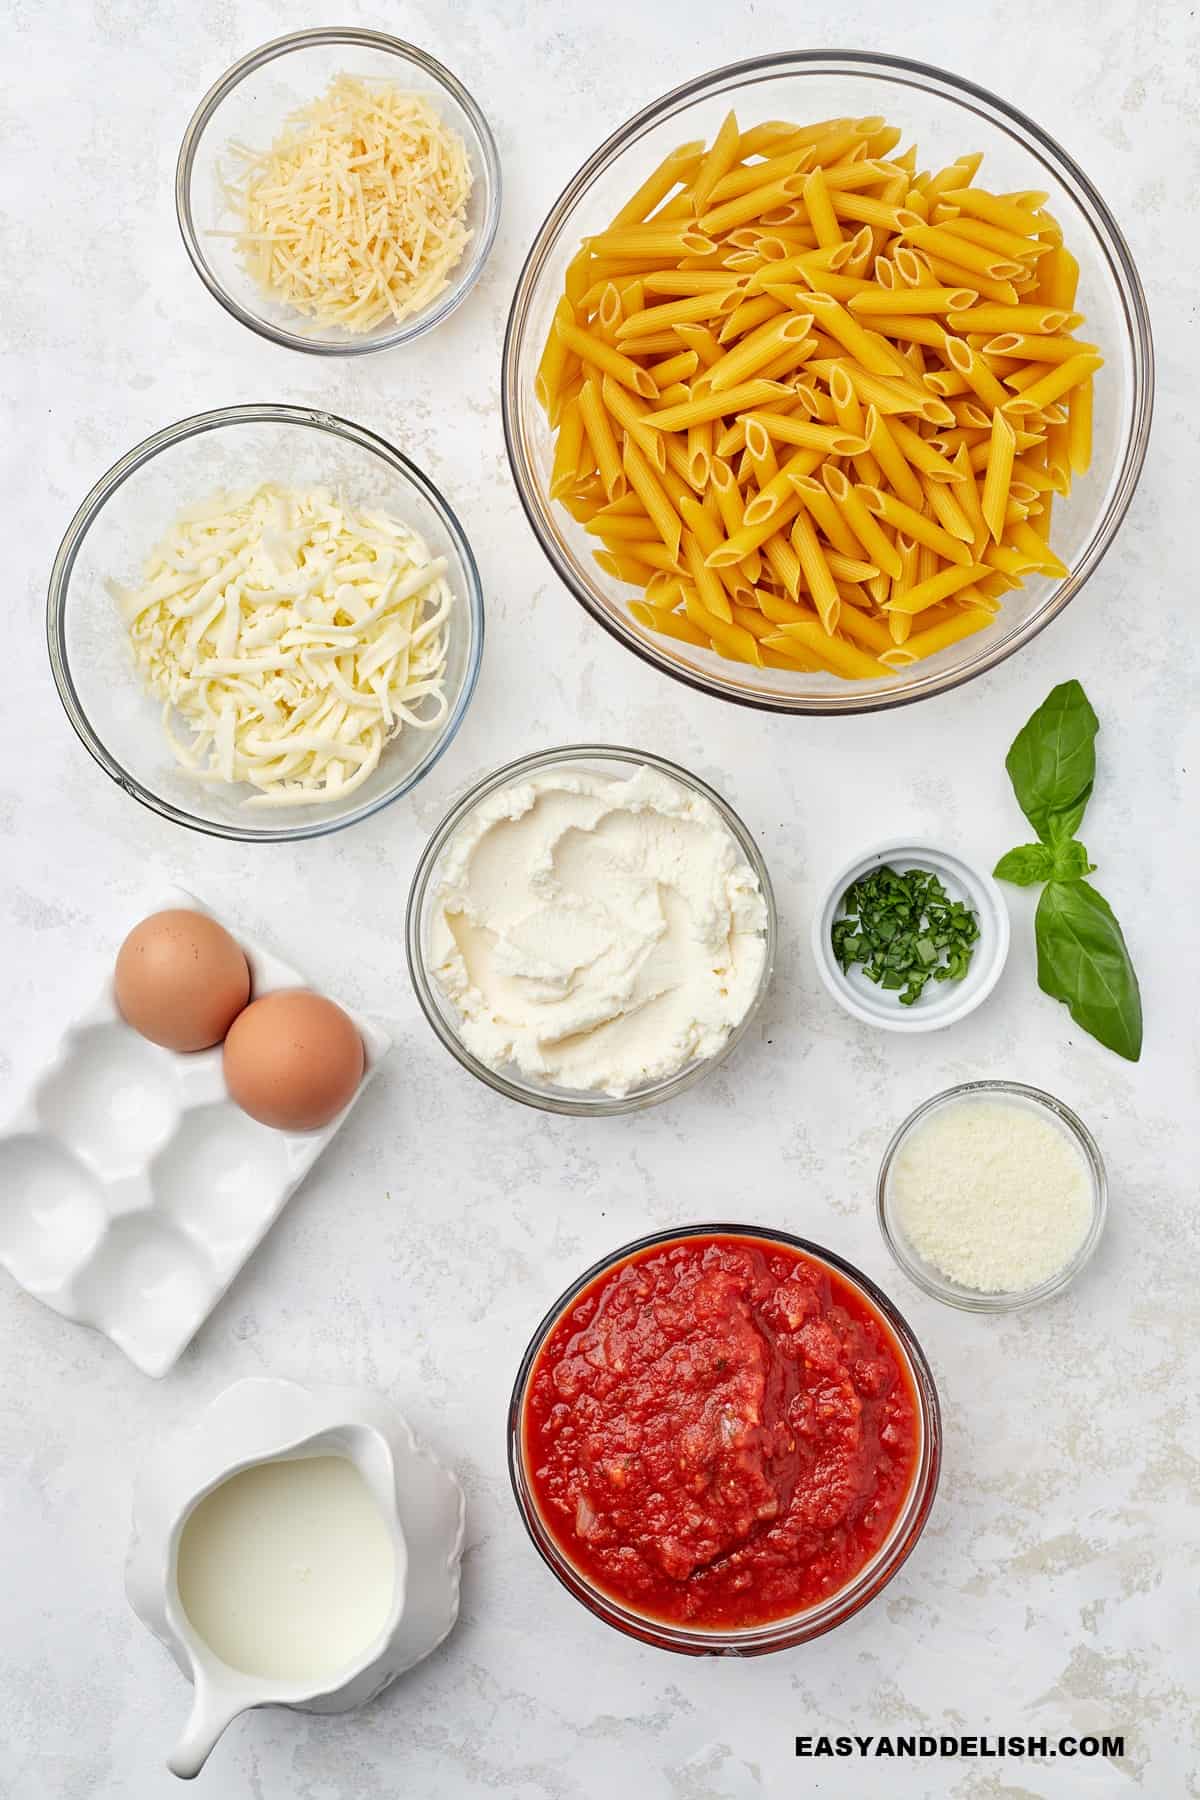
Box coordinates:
[405,746,777,1114]
[46,404,484,842]
[877,1080,1107,1312]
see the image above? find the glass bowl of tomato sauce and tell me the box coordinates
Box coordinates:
[508,1225,941,1654]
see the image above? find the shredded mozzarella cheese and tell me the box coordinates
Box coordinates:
[219,75,473,333]
[110,484,454,807]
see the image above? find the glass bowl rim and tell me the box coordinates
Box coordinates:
[175,26,503,356]
[45,401,485,844]
[501,48,1154,716]
[404,744,778,1115]
[876,1078,1108,1312]
[506,1221,943,1654]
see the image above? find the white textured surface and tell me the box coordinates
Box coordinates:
[1,1,1196,1796]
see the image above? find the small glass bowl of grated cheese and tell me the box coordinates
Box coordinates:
[877,1081,1107,1312]
[176,29,501,353]
[48,404,484,841]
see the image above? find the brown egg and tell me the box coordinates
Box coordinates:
[223,990,364,1132]
[115,910,251,1052]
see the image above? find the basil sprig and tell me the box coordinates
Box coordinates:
[994,680,1142,1061]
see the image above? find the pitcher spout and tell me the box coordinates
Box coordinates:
[167,1676,245,1780]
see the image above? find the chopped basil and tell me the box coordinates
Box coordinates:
[831,865,980,1006]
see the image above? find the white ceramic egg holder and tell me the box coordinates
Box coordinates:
[0,887,388,1376]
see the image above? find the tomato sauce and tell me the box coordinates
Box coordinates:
[523,1234,919,1628]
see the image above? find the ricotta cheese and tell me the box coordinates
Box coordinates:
[429,765,769,1096]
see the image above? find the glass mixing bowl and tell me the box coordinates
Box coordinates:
[176,28,501,355]
[502,52,1153,714]
[46,404,484,842]
[508,1224,942,1653]
[405,746,776,1114]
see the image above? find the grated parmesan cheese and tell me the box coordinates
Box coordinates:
[220,75,473,333]
[891,1099,1093,1293]
[109,484,454,807]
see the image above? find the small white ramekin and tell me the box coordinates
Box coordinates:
[810,840,1009,1034]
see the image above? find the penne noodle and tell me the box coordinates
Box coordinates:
[706,311,813,391]
[1037,244,1080,310]
[704,490,805,564]
[882,560,990,614]
[688,111,741,217]
[789,471,868,559]
[821,466,903,577]
[763,623,888,680]
[947,304,1077,335]
[880,605,990,664]
[587,225,715,259]
[615,292,741,340]
[550,394,586,498]
[980,409,1017,543]
[743,417,779,486]
[629,599,709,646]
[643,379,793,432]
[859,487,973,565]
[738,411,867,455]
[847,284,976,314]
[536,295,577,419]
[940,186,1049,236]
[1002,353,1103,415]
[790,508,842,630]
[698,174,809,237]
[557,321,659,397]
[864,406,926,508]
[649,348,702,386]
[683,589,763,664]
[1067,374,1094,475]
[608,140,705,228]
[803,167,844,247]
[578,378,628,503]
[682,530,733,621]
[622,438,683,559]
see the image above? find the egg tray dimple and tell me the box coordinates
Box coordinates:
[0,887,389,1376]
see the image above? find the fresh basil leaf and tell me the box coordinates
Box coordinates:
[1005,679,1099,844]
[1051,838,1096,881]
[994,843,1056,886]
[1035,879,1143,1062]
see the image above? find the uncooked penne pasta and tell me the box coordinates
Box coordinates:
[537,111,1102,679]
[981,409,1017,542]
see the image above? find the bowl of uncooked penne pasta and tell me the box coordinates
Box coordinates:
[502,52,1152,714]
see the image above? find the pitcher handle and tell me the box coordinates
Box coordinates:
[167,1674,244,1780]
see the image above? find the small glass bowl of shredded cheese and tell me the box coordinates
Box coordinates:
[176,29,501,353]
[877,1081,1107,1312]
[48,404,484,841]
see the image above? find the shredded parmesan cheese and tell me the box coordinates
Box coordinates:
[220,75,473,333]
[891,1099,1093,1293]
[110,484,454,807]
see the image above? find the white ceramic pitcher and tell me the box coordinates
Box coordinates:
[126,1378,465,1778]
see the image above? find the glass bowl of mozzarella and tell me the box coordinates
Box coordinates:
[47,404,484,841]
[405,746,777,1114]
